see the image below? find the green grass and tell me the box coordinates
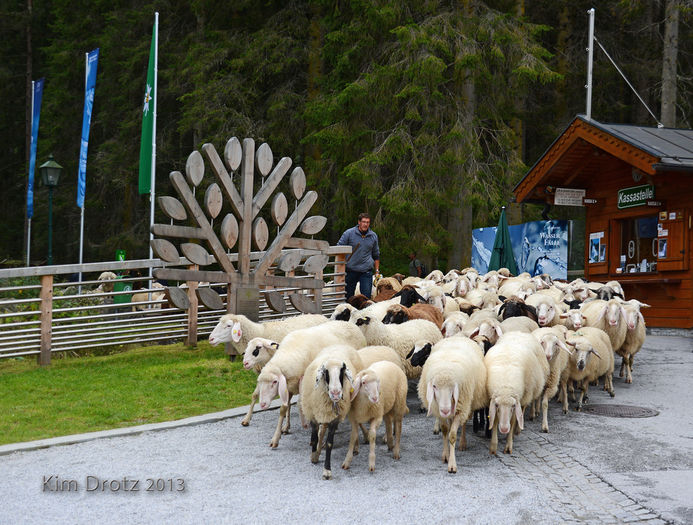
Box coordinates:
[0,342,257,446]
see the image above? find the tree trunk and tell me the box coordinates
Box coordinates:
[661,0,679,127]
[23,0,33,263]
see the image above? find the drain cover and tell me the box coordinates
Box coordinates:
[581,404,659,418]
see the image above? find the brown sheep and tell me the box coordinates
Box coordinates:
[348,294,374,310]
[381,303,444,330]
[376,277,403,296]
[373,288,398,302]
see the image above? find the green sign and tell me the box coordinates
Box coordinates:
[115,249,126,261]
[617,184,655,209]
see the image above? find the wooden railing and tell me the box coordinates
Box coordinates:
[0,246,349,366]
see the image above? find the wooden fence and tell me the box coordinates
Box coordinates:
[0,247,349,366]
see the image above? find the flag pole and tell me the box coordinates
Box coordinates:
[149,11,158,281]
[27,80,35,267]
[78,51,87,293]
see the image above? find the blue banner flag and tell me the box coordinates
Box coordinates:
[27,78,44,219]
[77,48,99,208]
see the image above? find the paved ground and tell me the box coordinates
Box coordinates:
[1,335,691,525]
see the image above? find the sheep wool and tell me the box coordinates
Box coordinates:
[342,361,409,472]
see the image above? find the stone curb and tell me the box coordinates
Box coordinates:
[0,398,290,457]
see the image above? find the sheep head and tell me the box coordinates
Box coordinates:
[209,316,242,346]
[489,394,523,434]
[537,333,571,361]
[407,341,432,367]
[258,370,288,408]
[382,305,408,325]
[426,380,459,419]
[566,337,601,371]
[242,337,279,370]
[315,360,353,404]
[351,369,380,403]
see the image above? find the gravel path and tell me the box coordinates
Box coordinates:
[1,335,691,524]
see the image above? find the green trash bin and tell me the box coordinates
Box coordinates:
[113,277,133,304]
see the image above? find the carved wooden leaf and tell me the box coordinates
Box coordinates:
[166,286,190,310]
[289,167,306,199]
[303,254,329,274]
[186,150,205,187]
[289,293,317,314]
[299,215,327,235]
[151,238,180,263]
[255,142,273,177]
[252,217,269,251]
[220,213,239,249]
[158,196,187,221]
[225,137,242,172]
[181,242,211,266]
[205,183,223,219]
[197,287,225,310]
[264,290,286,313]
[271,192,288,226]
[278,250,302,273]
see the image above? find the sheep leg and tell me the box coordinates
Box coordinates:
[489,417,499,456]
[433,416,440,435]
[457,420,467,451]
[384,414,394,450]
[317,424,327,457]
[529,399,536,421]
[269,404,289,448]
[322,420,339,480]
[605,372,615,397]
[241,385,259,426]
[310,422,320,463]
[576,380,589,411]
[619,357,626,378]
[341,421,360,470]
[440,419,450,463]
[626,355,634,384]
[359,423,369,443]
[393,416,402,460]
[281,394,292,434]
[504,414,517,455]
[368,417,382,472]
[560,380,569,414]
[447,414,464,474]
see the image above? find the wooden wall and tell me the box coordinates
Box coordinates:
[583,165,693,328]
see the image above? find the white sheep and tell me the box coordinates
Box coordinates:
[562,327,615,412]
[95,271,118,293]
[352,311,442,379]
[341,361,409,472]
[580,299,627,352]
[330,303,356,321]
[462,315,503,345]
[357,345,405,371]
[531,327,571,432]
[485,332,550,455]
[237,337,279,427]
[499,316,540,334]
[256,321,367,448]
[559,308,586,330]
[349,296,401,323]
[526,293,562,327]
[441,311,469,338]
[617,300,650,384]
[300,344,364,480]
[208,313,328,354]
[417,336,488,473]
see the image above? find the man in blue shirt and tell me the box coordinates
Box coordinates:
[337,213,380,299]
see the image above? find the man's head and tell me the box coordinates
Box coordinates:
[408,252,416,261]
[357,213,371,234]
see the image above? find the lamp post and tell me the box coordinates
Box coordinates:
[39,154,63,265]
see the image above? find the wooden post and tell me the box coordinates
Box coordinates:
[314,268,323,313]
[186,265,199,346]
[38,274,53,366]
[334,253,346,299]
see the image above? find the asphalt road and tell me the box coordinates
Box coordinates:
[1,335,691,524]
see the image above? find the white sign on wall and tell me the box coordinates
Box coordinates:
[554,187,586,206]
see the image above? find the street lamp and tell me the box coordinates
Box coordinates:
[39,154,63,265]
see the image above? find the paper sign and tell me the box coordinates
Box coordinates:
[659,211,667,221]
[660,229,668,237]
[669,212,676,220]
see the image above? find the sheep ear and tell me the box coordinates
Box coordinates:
[350,376,362,401]
[597,305,608,322]
[278,374,289,405]
[514,400,524,430]
[488,400,496,427]
[558,341,573,355]
[315,365,326,389]
[640,302,651,308]
[343,364,354,386]
[426,382,434,417]
[495,325,504,337]
[469,327,480,338]
[452,383,459,413]
[620,306,627,321]
[589,348,602,360]
[638,311,645,324]
[270,341,279,350]
[559,312,568,318]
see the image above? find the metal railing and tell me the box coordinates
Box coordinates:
[0,247,349,365]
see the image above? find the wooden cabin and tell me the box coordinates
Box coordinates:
[514,115,693,329]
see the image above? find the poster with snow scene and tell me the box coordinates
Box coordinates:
[472,220,568,280]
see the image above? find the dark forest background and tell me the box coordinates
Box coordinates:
[1,0,691,274]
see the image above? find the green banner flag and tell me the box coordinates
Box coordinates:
[138,19,157,194]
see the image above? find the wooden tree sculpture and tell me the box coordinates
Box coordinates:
[150,137,330,320]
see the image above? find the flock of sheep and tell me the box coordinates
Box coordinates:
[208,268,649,480]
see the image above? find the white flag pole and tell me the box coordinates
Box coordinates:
[27,81,35,267]
[149,12,159,282]
[78,51,88,293]
[585,8,595,120]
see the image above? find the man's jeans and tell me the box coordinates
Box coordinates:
[345,270,373,299]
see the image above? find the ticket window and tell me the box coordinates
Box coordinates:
[619,215,658,274]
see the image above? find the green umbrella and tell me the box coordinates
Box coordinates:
[487,206,519,276]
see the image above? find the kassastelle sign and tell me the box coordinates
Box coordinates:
[617,184,655,209]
